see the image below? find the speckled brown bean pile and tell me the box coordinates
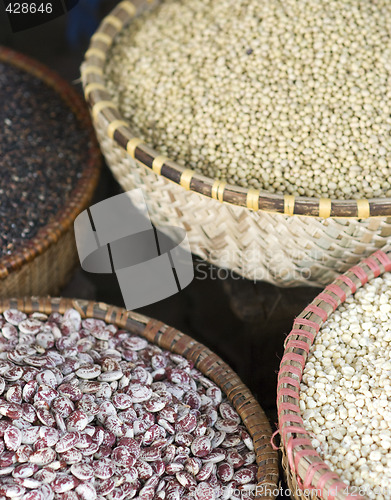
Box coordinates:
[0,61,88,258]
[105,0,391,199]
[0,308,257,500]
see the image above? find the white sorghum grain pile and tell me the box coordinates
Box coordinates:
[104,0,391,199]
[300,273,391,499]
[0,308,257,500]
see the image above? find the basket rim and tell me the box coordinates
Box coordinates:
[276,247,391,500]
[81,0,391,220]
[0,296,280,499]
[0,46,101,280]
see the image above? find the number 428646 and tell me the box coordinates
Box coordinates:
[6,3,53,13]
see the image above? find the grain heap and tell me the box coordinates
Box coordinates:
[0,308,257,500]
[105,0,391,199]
[300,273,391,499]
[0,61,88,258]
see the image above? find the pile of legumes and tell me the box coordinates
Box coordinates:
[300,273,391,499]
[0,308,257,500]
[104,0,391,199]
[0,61,87,259]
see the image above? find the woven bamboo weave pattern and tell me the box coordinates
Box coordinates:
[0,297,280,499]
[81,0,391,286]
[276,248,391,500]
[94,126,391,286]
[0,47,101,297]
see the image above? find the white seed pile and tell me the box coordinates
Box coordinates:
[104,0,391,199]
[300,273,391,499]
[0,308,258,500]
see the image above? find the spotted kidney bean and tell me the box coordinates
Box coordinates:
[226,470,252,491]
[34,467,57,484]
[4,426,21,451]
[51,396,74,418]
[12,463,39,479]
[93,458,115,479]
[58,384,82,402]
[191,436,212,458]
[75,483,97,500]
[96,478,115,496]
[70,463,94,480]
[66,410,88,432]
[194,482,216,500]
[196,462,215,482]
[55,432,80,453]
[117,437,140,458]
[29,447,56,466]
[111,446,136,467]
[52,473,79,493]
[16,444,33,463]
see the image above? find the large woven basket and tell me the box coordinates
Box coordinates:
[0,296,279,499]
[0,47,101,298]
[276,248,391,500]
[81,0,391,288]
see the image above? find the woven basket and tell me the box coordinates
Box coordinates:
[276,248,391,500]
[81,0,391,288]
[0,296,279,499]
[0,47,101,298]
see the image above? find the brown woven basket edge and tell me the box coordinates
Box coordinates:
[81,0,391,219]
[276,247,391,500]
[0,296,280,499]
[0,46,101,279]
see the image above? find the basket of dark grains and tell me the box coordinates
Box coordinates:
[0,46,100,297]
[0,296,279,499]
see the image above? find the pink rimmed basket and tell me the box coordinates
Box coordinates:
[276,248,391,500]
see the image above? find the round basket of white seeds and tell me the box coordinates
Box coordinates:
[277,247,391,499]
[82,0,391,287]
[0,297,278,500]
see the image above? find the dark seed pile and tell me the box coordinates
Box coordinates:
[0,61,89,259]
